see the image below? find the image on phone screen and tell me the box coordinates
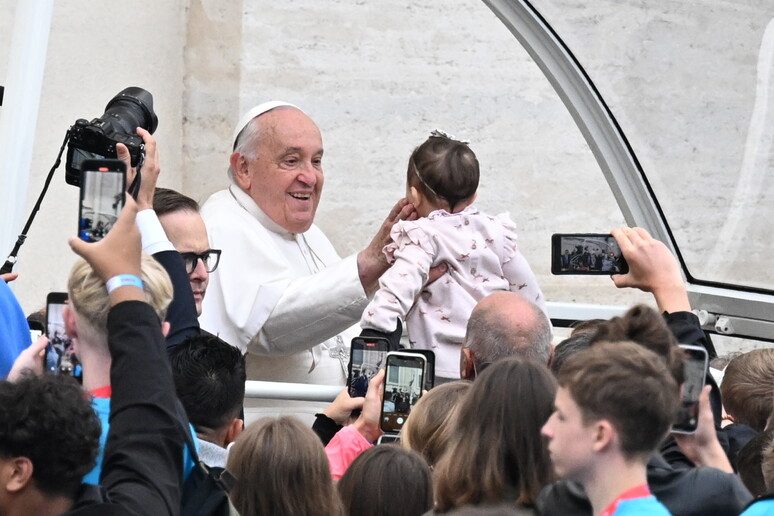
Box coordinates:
[381,353,426,433]
[79,167,125,242]
[46,295,81,380]
[401,349,435,392]
[672,344,708,434]
[551,233,629,275]
[348,337,392,398]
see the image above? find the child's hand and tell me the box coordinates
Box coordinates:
[324,388,365,426]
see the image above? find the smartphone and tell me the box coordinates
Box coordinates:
[551,233,629,275]
[45,292,81,381]
[380,352,427,433]
[78,159,127,242]
[28,320,44,342]
[347,336,393,398]
[672,344,709,434]
[400,349,435,392]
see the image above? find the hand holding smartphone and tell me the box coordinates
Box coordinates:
[551,233,629,275]
[78,159,127,242]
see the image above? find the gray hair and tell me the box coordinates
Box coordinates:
[227,116,264,181]
[464,299,552,367]
[227,105,300,181]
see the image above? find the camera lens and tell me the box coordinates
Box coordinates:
[102,87,159,135]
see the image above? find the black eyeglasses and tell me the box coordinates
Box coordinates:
[180,249,222,274]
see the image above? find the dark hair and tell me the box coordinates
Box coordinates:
[153,187,200,216]
[721,349,774,432]
[407,134,479,212]
[590,304,683,385]
[169,333,246,431]
[0,374,101,497]
[338,445,433,516]
[569,318,606,336]
[737,429,774,497]
[557,341,679,459]
[550,332,593,375]
[433,357,556,510]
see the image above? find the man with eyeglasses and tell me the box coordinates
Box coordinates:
[153,188,221,317]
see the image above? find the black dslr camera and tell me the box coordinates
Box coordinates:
[65,87,158,186]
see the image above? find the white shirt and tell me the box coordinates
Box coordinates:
[200,184,367,386]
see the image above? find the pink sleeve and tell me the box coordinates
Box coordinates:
[325,424,374,480]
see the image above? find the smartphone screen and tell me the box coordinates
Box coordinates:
[380,352,426,433]
[347,336,392,398]
[78,159,126,242]
[551,233,629,275]
[672,344,709,434]
[45,293,81,381]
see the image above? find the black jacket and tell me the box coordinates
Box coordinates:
[537,452,752,516]
[65,301,188,515]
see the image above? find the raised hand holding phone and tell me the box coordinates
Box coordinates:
[69,196,145,307]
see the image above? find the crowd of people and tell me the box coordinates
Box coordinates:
[0,101,772,516]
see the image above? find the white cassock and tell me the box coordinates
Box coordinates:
[200,184,367,419]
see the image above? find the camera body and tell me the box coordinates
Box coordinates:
[65,87,158,186]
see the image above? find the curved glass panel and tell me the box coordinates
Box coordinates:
[532,0,774,292]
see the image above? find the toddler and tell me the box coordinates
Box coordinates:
[360,130,548,380]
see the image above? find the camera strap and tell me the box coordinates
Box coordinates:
[0,129,70,276]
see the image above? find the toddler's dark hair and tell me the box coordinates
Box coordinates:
[407,133,479,212]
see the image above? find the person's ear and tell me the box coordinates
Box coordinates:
[592,420,615,453]
[224,418,244,446]
[460,347,475,380]
[63,306,78,340]
[161,321,171,338]
[409,186,423,209]
[230,152,251,190]
[3,457,34,493]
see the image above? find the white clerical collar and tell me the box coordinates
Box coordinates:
[227,183,296,238]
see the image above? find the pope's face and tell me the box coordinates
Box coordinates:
[234,108,324,234]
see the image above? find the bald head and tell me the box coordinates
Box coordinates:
[461,292,552,379]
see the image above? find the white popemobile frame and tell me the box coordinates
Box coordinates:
[248,0,774,402]
[483,0,774,342]
[3,1,771,402]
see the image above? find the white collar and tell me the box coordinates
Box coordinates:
[227,183,295,238]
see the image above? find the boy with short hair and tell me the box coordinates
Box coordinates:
[542,341,678,516]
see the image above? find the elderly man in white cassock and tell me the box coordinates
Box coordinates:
[200,101,416,419]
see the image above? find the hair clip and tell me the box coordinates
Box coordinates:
[430,129,469,145]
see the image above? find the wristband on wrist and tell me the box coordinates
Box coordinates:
[105,274,144,294]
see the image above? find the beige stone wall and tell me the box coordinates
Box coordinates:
[0,0,187,312]
[2,0,771,356]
